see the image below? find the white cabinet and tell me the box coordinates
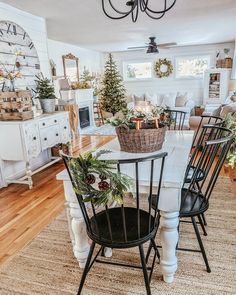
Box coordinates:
[0,111,71,188]
[203,69,231,105]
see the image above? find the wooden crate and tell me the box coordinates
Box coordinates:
[0,90,33,121]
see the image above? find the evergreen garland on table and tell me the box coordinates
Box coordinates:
[100,53,127,116]
[35,74,55,99]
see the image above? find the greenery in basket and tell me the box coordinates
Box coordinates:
[100,53,127,116]
[70,150,133,206]
[34,74,55,99]
[223,114,236,168]
[106,105,169,129]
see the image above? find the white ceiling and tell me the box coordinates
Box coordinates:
[2,0,236,52]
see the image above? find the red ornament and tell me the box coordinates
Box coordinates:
[98,181,110,191]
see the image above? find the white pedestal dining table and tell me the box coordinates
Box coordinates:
[56,130,194,283]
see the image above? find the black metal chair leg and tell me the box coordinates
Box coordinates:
[197,215,207,236]
[139,244,152,295]
[151,238,160,261]
[201,213,207,226]
[191,217,211,273]
[77,242,96,295]
[145,241,153,264]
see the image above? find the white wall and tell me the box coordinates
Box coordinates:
[0,3,103,188]
[111,42,235,104]
[47,39,102,77]
[0,2,51,78]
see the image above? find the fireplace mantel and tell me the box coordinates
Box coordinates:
[60,89,95,134]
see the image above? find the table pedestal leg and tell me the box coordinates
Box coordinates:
[159,211,179,283]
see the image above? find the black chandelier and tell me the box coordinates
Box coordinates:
[102,0,177,23]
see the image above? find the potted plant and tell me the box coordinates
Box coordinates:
[35,74,56,113]
[107,105,169,153]
[224,114,236,180]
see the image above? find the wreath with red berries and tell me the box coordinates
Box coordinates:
[69,150,132,206]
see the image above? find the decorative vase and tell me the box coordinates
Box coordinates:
[39,98,56,113]
[9,79,15,92]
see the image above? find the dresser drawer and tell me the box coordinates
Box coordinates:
[38,117,60,129]
[60,117,71,143]
[24,123,41,158]
[40,125,61,150]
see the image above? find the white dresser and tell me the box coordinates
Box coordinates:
[0,111,71,188]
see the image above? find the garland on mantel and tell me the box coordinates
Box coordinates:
[154,58,173,78]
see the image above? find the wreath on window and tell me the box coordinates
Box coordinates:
[154,58,173,78]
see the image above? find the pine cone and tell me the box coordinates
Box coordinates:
[99,174,107,180]
[98,181,110,191]
[85,174,96,185]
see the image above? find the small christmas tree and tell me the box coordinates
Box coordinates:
[100,53,127,116]
[35,74,55,99]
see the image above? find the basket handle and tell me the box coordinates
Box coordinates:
[118,124,130,131]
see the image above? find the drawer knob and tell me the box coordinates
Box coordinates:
[64,126,67,129]
[54,120,57,123]
[56,133,59,136]
[33,136,37,140]
[44,137,47,141]
[42,122,45,126]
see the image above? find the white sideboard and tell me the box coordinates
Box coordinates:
[0,111,71,188]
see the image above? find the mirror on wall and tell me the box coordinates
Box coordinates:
[62,53,79,82]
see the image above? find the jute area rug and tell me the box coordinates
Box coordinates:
[0,177,235,295]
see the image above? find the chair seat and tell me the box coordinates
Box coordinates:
[185,166,205,183]
[89,207,155,248]
[180,188,209,217]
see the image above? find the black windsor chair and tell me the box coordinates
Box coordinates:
[148,125,233,273]
[62,152,168,295]
[165,109,187,130]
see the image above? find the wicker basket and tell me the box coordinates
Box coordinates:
[116,125,166,153]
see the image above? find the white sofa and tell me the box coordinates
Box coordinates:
[127,92,195,127]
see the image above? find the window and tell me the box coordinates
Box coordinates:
[123,61,152,81]
[175,55,210,79]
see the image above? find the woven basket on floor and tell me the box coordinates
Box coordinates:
[116,125,166,153]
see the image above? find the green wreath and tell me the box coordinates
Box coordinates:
[154,58,173,78]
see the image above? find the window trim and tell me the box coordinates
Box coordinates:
[123,60,153,81]
[175,55,211,80]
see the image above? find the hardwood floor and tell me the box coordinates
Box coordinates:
[0,134,235,267]
[0,135,114,266]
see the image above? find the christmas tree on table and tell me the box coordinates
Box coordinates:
[100,53,127,116]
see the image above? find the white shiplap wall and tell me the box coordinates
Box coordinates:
[0,2,51,78]
[0,3,103,188]
[111,42,235,104]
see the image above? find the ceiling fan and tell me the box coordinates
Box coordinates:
[127,37,177,53]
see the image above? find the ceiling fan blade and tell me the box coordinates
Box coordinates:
[127,46,148,49]
[157,42,177,48]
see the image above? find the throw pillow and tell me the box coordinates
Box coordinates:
[133,94,145,103]
[175,92,188,107]
[220,102,236,118]
[211,106,222,117]
[161,92,177,108]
